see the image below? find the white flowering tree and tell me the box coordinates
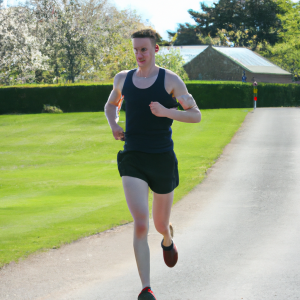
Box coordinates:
[0,0,147,85]
[1,0,188,85]
[27,0,90,83]
[0,5,41,84]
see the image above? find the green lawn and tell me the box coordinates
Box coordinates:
[0,109,249,268]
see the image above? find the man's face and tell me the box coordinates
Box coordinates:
[132,38,159,68]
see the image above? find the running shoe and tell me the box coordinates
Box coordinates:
[161,223,178,268]
[161,239,178,268]
[138,287,157,300]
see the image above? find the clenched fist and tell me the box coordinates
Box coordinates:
[111,124,125,141]
[149,101,167,117]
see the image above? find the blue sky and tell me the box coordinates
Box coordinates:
[111,0,213,40]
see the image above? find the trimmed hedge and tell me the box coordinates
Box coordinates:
[1,82,299,114]
[186,83,253,108]
[186,82,300,109]
[0,84,112,114]
[253,83,300,107]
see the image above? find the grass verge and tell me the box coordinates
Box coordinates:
[0,109,249,267]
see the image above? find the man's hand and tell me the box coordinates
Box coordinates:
[111,124,125,141]
[149,101,167,117]
[176,93,197,110]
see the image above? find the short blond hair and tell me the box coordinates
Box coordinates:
[131,29,158,47]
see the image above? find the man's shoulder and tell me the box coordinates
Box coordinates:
[114,70,133,90]
[164,68,183,85]
[163,68,185,90]
[115,70,131,80]
[164,68,180,79]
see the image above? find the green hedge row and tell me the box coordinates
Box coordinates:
[186,83,253,108]
[0,85,112,114]
[253,83,300,107]
[1,82,299,114]
[187,82,300,108]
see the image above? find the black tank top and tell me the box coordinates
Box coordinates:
[122,68,179,153]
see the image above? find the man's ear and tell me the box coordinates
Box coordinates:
[155,44,159,53]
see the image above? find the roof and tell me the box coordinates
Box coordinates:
[159,46,208,64]
[212,47,291,75]
[160,45,291,75]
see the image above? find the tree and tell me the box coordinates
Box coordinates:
[0,0,188,84]
[81,2,146,81]
[155,48,189,80]
[28,0,92,83]
[97,38,137,80]
[259,0,300,81]
[0,0,147,84]
[168,23,202,45]
[186,0,285,49]
[0,6,38,85]
[94,39,189,81]
[168,23,229,46]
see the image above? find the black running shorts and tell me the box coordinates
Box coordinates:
[117,150,179,194]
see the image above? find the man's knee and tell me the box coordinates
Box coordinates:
[154,221,168,235]
[134,219,149,238]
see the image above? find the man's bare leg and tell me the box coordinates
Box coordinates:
[152,191,174,247]
[122,176,150,289]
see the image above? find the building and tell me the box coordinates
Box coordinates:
[159,45,208,65]
[160,45,292,84]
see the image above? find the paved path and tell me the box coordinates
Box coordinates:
[1,108,300,300]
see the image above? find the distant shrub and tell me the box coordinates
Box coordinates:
[156,48,189,81]
[42,105,63,113]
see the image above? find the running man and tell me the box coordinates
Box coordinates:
[104,29,201,300]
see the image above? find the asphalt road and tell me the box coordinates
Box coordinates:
[1,107,300,300]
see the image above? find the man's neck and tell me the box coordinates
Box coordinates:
[136,64,159,79]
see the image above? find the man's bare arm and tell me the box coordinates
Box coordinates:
[104,72,127,141]
[150,74,201,123]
